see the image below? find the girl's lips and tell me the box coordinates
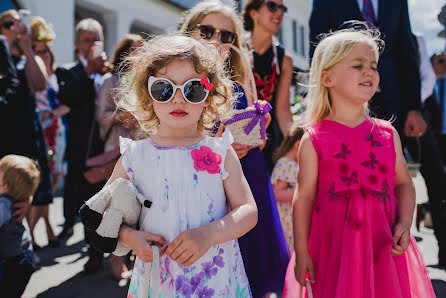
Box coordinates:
[170,110,187,117]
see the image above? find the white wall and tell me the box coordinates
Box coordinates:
[18,0,310,69]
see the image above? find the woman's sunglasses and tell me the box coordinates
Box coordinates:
[264,1,288,14]
[148,76,212,104]
[196,24,237,44]
[1,21,14,30]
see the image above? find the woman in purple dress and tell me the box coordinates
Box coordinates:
[179,1,290,296]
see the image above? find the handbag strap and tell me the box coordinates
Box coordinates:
[85,119,115,162]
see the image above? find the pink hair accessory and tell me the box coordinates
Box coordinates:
[200,77,214,91]
[191,145,222,174]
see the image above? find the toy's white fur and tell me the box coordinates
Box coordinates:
[85,178,149,256]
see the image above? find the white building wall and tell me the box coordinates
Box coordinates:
[17,0,310,69]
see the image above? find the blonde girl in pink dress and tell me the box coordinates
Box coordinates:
[285,28,435,298]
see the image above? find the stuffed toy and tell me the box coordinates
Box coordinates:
[79,178,152,256]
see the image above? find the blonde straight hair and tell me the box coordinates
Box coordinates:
[305,28,383,127]
[178,0,249,82]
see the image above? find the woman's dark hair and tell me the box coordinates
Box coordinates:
[273,121,305,164]
[242,0,264,32]
[110,34,143,74]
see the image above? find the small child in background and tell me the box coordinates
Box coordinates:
[271,122,304,250]
[0,155,40,297]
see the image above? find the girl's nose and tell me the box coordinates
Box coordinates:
[171,88,186,104]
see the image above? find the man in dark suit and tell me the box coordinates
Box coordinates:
[310,0,446,267]
[56,18,106,272]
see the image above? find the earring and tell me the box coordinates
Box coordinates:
[253,18,258,26]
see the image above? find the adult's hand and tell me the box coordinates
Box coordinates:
[12,196,32,222]
[85,50,106,76]
[232,144,252,160]
[403,111,427,137]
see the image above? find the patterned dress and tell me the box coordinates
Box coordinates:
[283,118,435,298]
[122,130,251,298]
[271,157,298,250]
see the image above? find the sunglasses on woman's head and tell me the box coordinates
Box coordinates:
[264,1,288,14]
[196,24,237,44]
[148,76,212,104]
[1,21,14,30]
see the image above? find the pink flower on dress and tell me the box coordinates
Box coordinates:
[191,146,222,174]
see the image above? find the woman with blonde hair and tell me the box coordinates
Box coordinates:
[179,1,290,296]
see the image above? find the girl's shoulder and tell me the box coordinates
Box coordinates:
[204,129,234,156]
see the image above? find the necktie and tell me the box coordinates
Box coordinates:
[362,0,377,27]
[440,78,445,131]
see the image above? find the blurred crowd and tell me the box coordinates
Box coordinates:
[0,0,445,297]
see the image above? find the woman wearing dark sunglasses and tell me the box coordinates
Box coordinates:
[180,1,290,297]
[243,0,294,175]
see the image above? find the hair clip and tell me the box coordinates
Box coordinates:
[200,77,214,91]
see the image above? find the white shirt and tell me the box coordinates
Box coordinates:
[357,0,378,19]
[415,34,436,102]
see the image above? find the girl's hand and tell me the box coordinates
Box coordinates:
[391,222,410,256]
[294,251,315,286]
[166,227,213,267]
[232,144,252,159]
[127,229,167,262]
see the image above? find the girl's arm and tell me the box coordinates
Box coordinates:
[275,52,294,136]
[391,127,415,256]
[273,179,295,203]
[109,155,167,262]
[166,147,258,267]
[293,133,318,285]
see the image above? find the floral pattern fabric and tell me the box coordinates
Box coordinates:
[271,157,298,250]
[121,130,251,297]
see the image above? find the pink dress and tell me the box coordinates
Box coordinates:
[283,118,435,298]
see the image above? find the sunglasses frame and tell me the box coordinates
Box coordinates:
[2,21,14,30]
[264,1,288,14]
[148,76,210,104]
[196,24,238,44]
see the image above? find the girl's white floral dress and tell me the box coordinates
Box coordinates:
[121,130,251,298]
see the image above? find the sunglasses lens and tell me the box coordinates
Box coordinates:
[150,79,173,102]
[2,21,13,30]
[184,80,208,103]
[199,26,215,40]
[220,31,236,44]
[266,1,278,12]
[266,2,287,13]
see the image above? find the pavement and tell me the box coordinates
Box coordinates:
[23,174,446,298]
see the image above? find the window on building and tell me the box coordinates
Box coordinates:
[292,20,297,53]
[300,25,306,57]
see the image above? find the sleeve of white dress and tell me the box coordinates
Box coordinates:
[119,136,135,183]
[220,129,234,180]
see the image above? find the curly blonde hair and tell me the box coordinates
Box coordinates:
[116,35,233,135]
